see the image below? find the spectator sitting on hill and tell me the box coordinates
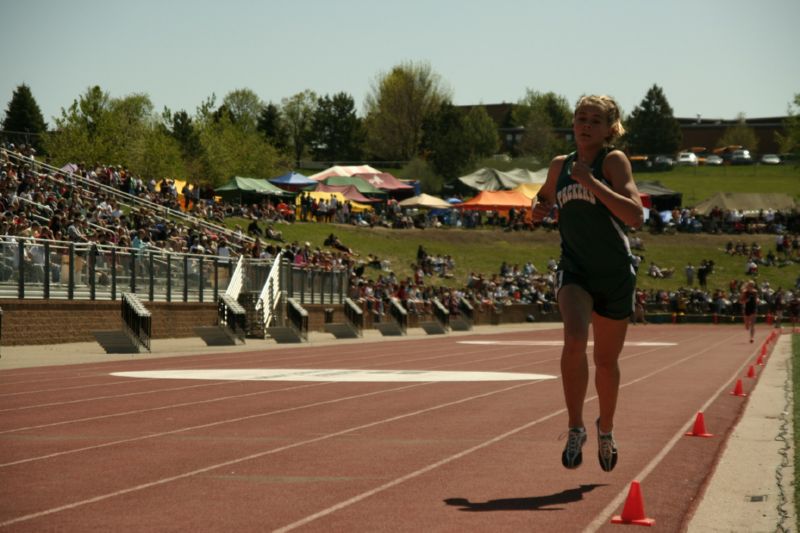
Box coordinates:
[324,233,353,254]
[265,223,284,242]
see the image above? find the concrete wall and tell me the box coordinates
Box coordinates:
[0,299,561,346]
[0,299,218,346]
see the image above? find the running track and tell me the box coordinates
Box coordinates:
[0,325,771,532]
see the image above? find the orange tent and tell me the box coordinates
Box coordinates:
[457,189,533,211]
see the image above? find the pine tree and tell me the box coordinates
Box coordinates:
[624,85,682,155]
[2,84,48,152]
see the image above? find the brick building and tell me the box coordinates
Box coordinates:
[460,103,788,156]
[676,116,786,155]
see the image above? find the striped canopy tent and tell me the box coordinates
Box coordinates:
[307,165,382,181]
[351,172,414,192]
[318,176,386,197]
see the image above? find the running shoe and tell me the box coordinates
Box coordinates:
[561,427,587,469]
[596,418,618,472]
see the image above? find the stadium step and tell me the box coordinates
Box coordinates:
[324,322,361,339]
[266,325,305,343]
[450,317,473,331]
[92,330,148,354]
[194,325,244,346]
[375,321,405,336]
[419,320,449,335]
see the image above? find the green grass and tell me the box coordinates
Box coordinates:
[635,164,800,207]
[229,220,798,293]
[229,160,799,291]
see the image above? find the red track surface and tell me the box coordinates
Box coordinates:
[0,325,767,532]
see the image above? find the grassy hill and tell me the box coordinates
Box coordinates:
[230,163,799,294]
[232,222,797,294]
[634,164,800,207]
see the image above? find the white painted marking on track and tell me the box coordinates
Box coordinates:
[111,369,557,382]
[458,340,676,347]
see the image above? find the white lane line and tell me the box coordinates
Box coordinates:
[111,369,557,383]
[2,332,716,528]
[0,380,539,529]
[459,340,677,346]
[582,338,758,532]
[0,381,235,413]
[274,335,732,532]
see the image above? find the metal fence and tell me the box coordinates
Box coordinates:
[0,237,350,306]
[0,237,235,303]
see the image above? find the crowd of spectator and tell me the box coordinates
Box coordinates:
[2,142,800,323]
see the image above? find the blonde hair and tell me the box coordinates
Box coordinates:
[575,94,625,143]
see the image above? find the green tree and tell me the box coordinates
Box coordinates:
[397,156,443,194]
[624,84,682,155]
[1,84,48,152]
[775,93,800,157]
[512,90,572,161]
[257,102,289,151]
[310,92,364,162]
[197,109,281,187]
[422,103,499,180]
[45,87,186,180]
[128,127,186,183]
[513,90,572,129]
[163,109,203,161]
[44,86,114,165]
[281,90,317,166]
[221,88,264,133]
[718,113,758,152]
[363,61,450,161]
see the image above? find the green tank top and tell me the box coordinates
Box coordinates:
[555,148,634,276]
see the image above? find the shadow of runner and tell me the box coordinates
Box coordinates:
[444,484,606,512]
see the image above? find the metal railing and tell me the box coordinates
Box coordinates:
[218,293,246,342]
[388,297,408,334]
[431,297,451,331]
[0,237,235,303]
[225,255,245,299]
[255,252,284,333]
[343,297,364,337]
[286,298,309,341]
[458,297,474,324]
[284,262,348,305]
[121,292,151,351]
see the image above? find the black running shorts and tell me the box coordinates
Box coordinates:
[556,269,636,320]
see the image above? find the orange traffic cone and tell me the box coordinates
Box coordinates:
[611,480,655,526]
[746,365,756,378]
[729,379,747,397]
[761,343,768,357]
[756,353,765,366]
[685,412,713,437]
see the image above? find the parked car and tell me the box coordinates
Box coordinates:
[652,155,675,170]
[760,154,781,165]
[730,149,753,165]
[676,152,699,166]
[704,154,724,166]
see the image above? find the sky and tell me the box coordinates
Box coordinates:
[1,0,799,128]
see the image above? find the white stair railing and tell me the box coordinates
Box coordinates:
[255,252,283,333]
[225,255,245,300]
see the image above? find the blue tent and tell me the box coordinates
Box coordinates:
[269,171,316,188]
